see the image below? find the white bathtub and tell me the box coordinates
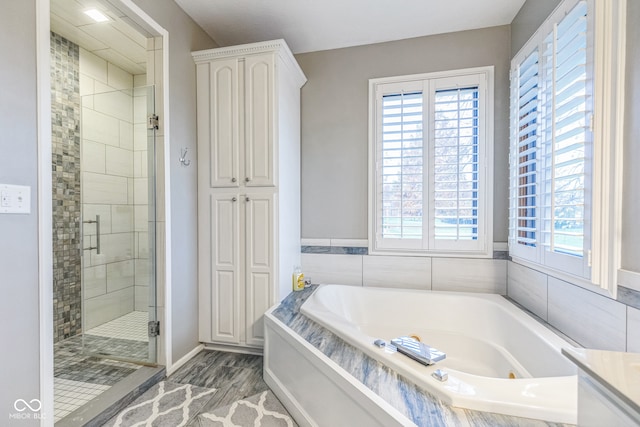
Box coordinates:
[299,285,578,424]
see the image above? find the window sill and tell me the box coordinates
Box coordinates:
[369,247,494,259]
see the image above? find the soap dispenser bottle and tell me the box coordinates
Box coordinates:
[292,266,305,291]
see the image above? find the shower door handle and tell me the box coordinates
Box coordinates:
[95,215,101,254]
[83,215,101,254]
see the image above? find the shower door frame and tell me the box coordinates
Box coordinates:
[37,0,172,422]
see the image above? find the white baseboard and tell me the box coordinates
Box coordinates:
[166,344,203,376]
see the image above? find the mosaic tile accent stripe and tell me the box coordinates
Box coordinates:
[301,246,509,259]
[302,245,368,255]
[51,32,82,343]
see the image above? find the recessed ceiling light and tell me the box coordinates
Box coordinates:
[84,9,109,23]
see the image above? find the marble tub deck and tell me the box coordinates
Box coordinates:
[271,285,575,427]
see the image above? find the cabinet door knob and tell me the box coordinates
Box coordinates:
[231,177,237,182]
[232,197,237,202]
[245,177,250,182]
[245,196,250,202]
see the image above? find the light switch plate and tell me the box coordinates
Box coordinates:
[0,184,31,214]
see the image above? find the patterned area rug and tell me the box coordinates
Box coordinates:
[105,381,217,426]
[197,390,297,427]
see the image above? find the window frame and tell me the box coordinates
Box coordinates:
[368,66,494,258]
[508,0,626,295]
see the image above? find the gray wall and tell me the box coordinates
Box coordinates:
[131,0,217,363]
[0,3,215,418]
[0,0,41,424]
[510,0,561,57]
[622,0,640,272]
[295,26,511,242]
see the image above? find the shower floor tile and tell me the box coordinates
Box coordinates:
[54,378,110,422]
[54,335,144,423]
[85,310,150,342]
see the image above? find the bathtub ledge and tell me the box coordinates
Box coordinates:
[266,285,575,427]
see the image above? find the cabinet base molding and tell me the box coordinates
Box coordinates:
[202,342,264,356]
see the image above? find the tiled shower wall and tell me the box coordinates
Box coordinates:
[51,32,82,343]
[132,85,151,312]
[51,32,150,341]
[79,48,148,330]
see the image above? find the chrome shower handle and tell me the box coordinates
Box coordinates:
[95,215,101,254]
[83,214,101,254]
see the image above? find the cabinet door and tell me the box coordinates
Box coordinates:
[244,192,274,346]
[197,59,240,188]
[244,54,274,187]
[208,193,241,343]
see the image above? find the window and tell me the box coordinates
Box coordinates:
[509,0,626,291]
[369,67,494,256]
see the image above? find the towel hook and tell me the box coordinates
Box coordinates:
[179,147,191,166]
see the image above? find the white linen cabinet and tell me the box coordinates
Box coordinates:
[193,40,306,349]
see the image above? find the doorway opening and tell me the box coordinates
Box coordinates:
[49,0,165,422]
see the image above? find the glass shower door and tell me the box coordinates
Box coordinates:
[80,85,157,364]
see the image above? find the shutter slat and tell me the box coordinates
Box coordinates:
[433,86,480,241]
[510,48,540,248]
[381,91,425,240]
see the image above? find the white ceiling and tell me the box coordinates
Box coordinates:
[175,0,526,54]
[51,0,149,75]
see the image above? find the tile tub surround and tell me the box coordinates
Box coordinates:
[507,261,640,352]
[269,286,574,427]
[51,31,82,343]
[302,248,640,353]
[301,253,507,293]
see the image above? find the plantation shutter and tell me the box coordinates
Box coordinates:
[541,0,590,272]
[378,87,425,248]
[509,49,540,260]
[371,68,492,255]
[432,87,480,242]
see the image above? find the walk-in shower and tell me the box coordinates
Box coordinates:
[50,1,161,420]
